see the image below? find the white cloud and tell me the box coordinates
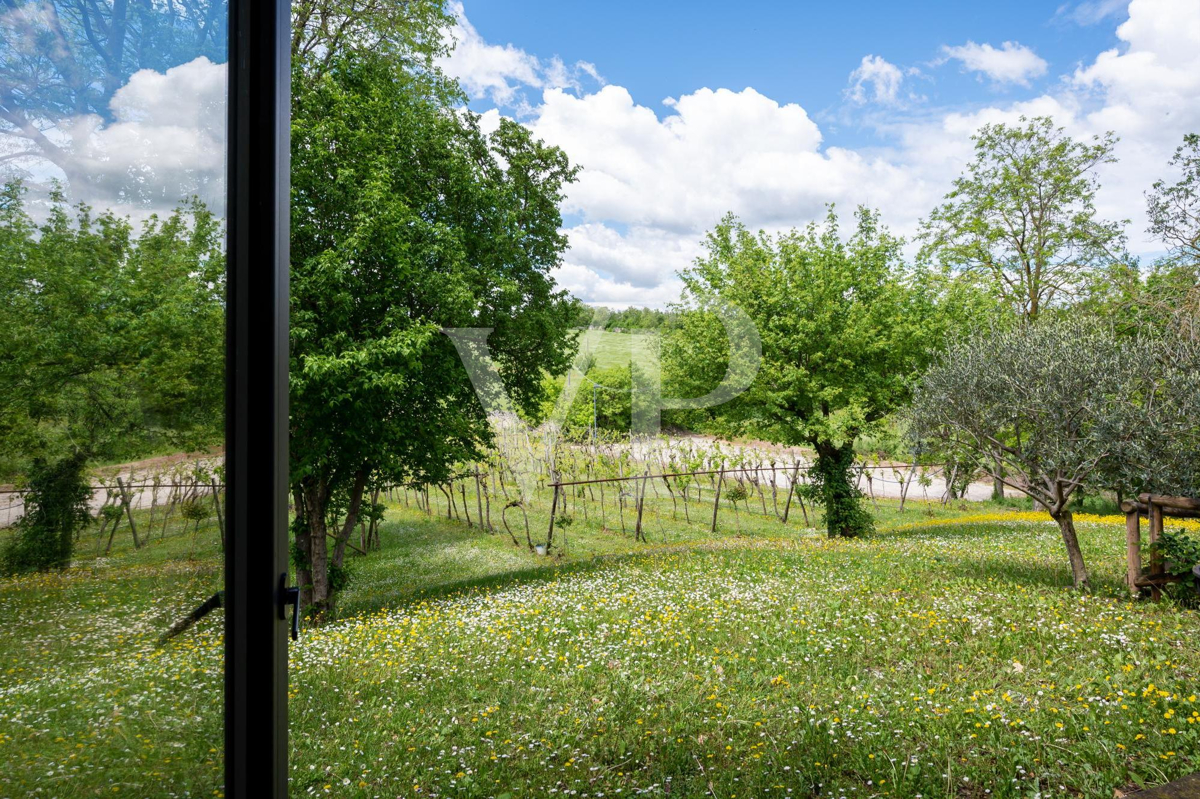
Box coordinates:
[494,0,1197,306]
[4,56,228,222]
[1055,0,1131,26]
[941,40,1049,86]
[553,261,685,309]
[439,1,602,109]
[846,55,905,105]
[530,85,834,232]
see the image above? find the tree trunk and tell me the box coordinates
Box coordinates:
[331,469,368,569]
[299,477,331,611]
[1051,509,1090,591]
[991,457,1005,501]
[814,442,870,538]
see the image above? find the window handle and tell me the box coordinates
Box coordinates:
[277,572,300,641]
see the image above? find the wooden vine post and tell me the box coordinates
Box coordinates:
[710,468,724,533]
[546,483,560,553]
[115,477,141,549]
[1121,494,1200,599]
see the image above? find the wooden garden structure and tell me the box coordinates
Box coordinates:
[1122,493,1200,599]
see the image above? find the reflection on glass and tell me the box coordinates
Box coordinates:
[0,2,228,795]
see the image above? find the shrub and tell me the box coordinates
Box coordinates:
[2,454,92,574]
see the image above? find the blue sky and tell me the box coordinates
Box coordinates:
[459,0,1124,146]
[441,0,1197,307]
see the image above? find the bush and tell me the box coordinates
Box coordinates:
[2,454,92,574]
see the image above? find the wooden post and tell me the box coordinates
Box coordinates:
[1148,499,1164,600]
[474,470,485,532]
[781,462,799,524]
[116,477,141,549]
[1125,505,1141,596]
[546,484,560,553]
[211,479,225,550]
[634,474,648,542]
[710,468,724,533]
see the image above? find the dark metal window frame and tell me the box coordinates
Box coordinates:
[225,0,291,796]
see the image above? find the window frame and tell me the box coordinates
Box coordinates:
[224,1,292,796]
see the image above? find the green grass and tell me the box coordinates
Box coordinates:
[576,329,658,372]
[2,495,1198,798]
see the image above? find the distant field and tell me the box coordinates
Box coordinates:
[575,328,658,372]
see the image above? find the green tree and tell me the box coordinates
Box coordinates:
[288,52,578,610]
[665,207,939,537]
[921,116,1125,320]
[0,182,224,478]
[910,318,1152,590]
[1147,133,1200,270]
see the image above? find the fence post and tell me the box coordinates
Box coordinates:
[1124,504,1141,596]
[211,479,226,550]
[710,468,724,533]
[634,473,648,542]
[116,477,141,549]
[546,483,560,553]
[1148,499,1164,600]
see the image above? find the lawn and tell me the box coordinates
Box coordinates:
[2,498,1198,798]
[576,329,657,372]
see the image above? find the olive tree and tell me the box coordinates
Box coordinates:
[911,318,1149,590]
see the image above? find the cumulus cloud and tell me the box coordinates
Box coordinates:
[846,55,906,105]
[941,40,1049,86]
[530,85,833,231]
[499,0,1197,306]
[439,1,602,109]
[3,56,227,222]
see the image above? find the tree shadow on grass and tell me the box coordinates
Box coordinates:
[928,552,1127,597]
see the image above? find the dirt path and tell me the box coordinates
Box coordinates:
[0,448,224,528]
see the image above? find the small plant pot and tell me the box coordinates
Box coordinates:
[535,544,547,556]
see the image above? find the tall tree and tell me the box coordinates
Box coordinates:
[288,52,578,611]
[665,207,939,537]
[1147,133,1200,270]
[0,181,225,478]
[921,116,1125,320]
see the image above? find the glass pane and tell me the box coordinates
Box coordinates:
[0,3,229,795]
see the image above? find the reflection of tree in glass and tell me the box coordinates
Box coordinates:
[0,2,228,188]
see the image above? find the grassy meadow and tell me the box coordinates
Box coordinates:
[2,493,1199,798]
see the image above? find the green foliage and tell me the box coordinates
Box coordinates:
[911,318,1151,513]
[906,316,1200,587]
[180,501,210,524]
[596,306,674,330]
[663,206,939,535]
[665,206,939,448]
[1147,133,1200,270]
[0,183,225,479]
[290,51,578,487]
[921,116,1124,320]
[288,49,578,607]
[292,0,454,82]
[327,561,354,595]
[1153,528,1200,581]
[807,445,874,538]
[2,453,92,574]
[723,483,748,505]
[564,366,632,435]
